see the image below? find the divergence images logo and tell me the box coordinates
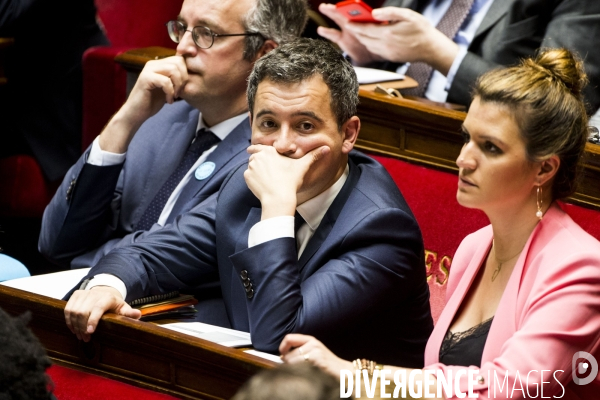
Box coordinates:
[572,351,598,385]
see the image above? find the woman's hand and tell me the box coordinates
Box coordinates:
[279,334,354,378]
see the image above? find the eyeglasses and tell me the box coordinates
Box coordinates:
[166,20,261,49]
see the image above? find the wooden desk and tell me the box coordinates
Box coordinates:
[115,47,600,210]
[0,285,274,400]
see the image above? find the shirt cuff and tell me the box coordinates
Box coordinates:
[86,273,127,300]
[87,136,126,166]
[248,216,295,248]
[445,47,468,91]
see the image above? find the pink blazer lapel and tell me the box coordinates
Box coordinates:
[480,205,558,363]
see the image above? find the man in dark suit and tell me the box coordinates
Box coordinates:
[318,0,600,112]
[39,0,308,271]
[64,39,433,366]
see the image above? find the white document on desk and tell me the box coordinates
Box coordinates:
[162,322,252,347]
[353,66,405,84]
[0,268,90,299]
[244,349,283,363]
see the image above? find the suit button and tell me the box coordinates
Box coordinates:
[240,270,248,280]
[243,279,251,288]
[246,289,254,299]
[245,283,253,293]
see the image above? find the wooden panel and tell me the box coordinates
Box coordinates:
[0,286,274,399]
[114,46,600,210]
[356,89,465,170]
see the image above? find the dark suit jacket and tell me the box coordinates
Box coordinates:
[39,101,251,271]
[382,0,600,112]
[73,151,433,366]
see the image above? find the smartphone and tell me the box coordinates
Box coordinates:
[335,0,382,24]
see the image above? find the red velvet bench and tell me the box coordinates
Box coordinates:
[47,365,177,400]
[371,154,600,322]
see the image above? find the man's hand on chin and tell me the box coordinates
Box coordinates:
[244,144,331,220]
[64,286,141,342]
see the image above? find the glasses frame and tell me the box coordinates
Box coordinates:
[166,20,262,49]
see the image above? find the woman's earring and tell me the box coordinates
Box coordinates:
[536,186,543,220]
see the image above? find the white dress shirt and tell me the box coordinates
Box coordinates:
[248,164,350,258]
[396,0,494,102]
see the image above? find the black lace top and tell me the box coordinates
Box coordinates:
[439,317,493,367]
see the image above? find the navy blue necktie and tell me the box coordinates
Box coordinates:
[294,211,306,253]
[135,128,220,231]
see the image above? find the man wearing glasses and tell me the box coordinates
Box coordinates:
[39,0,308,325]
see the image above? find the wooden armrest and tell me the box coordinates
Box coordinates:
[115,46,176,72]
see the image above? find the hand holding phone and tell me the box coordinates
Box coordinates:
[335,0,385,24]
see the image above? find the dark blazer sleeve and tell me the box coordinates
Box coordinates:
[228,206,425,354]
[38,150,124,268]
[449,0,600,111]
[82,193,221,302]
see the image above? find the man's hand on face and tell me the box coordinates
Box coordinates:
[244,144,331,220]
[123,55,189,122]
[99,56,189,153]
[64,286,141,342]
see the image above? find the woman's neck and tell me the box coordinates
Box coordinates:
[486,198,551,259]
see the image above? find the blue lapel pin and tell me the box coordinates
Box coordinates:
[195,161,216,180]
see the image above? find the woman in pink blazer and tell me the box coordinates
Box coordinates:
[279,48,600,399]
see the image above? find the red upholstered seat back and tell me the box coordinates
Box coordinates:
[371,155,489,322]
[95,0,181,48]
[47,365,177,399]
[371,154,600,324]
[82,1,182,150]
[0,156,56,218]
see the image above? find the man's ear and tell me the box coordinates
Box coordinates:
[341,116,360,154]
[536,155,560,186]
[253,40,277,61]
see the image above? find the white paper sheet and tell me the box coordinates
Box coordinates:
[162,322,252,347]
[0,268,91,299]
[244,349,283,363]
[353,66,405,84]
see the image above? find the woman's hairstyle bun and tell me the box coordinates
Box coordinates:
[523,48,588,99]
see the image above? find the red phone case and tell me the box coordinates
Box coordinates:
[336,0,380,23]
